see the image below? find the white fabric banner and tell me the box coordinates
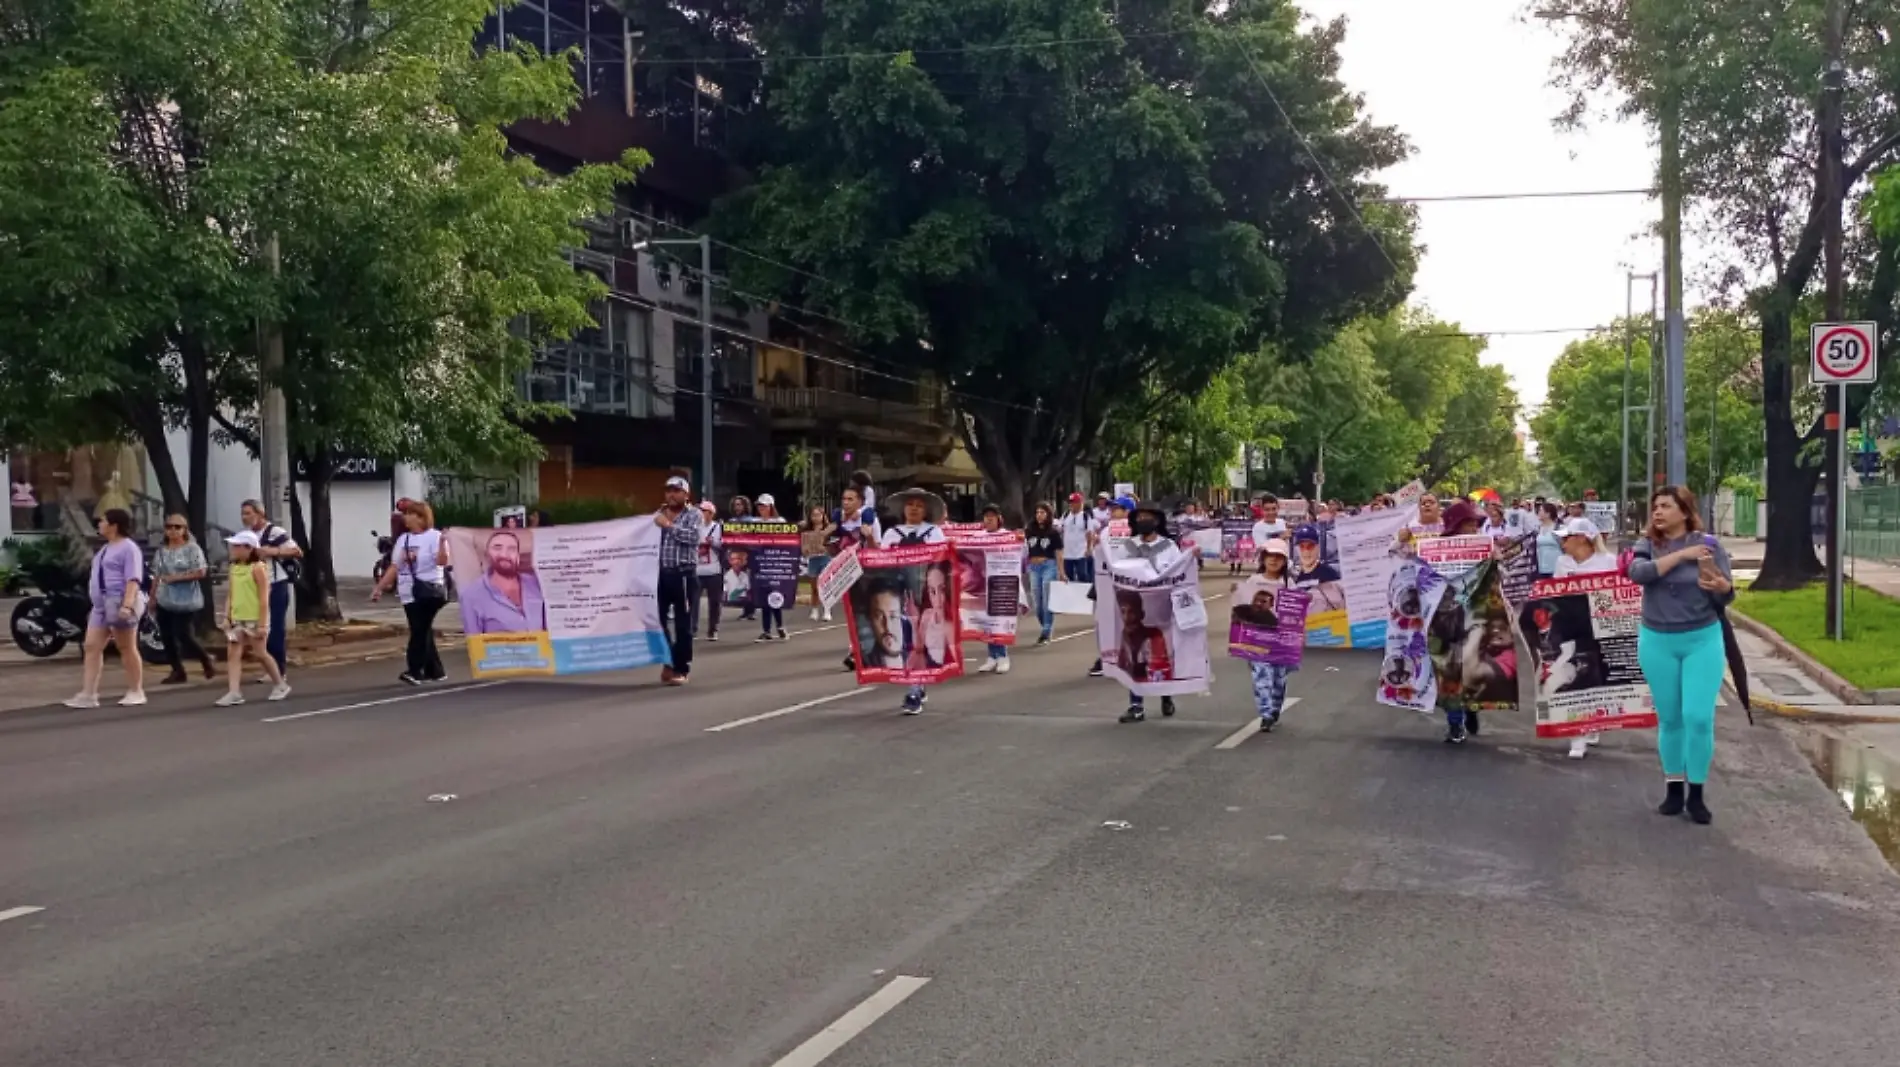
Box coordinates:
[1092,547,1211,697]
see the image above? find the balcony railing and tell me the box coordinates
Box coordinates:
[762,386,946,426]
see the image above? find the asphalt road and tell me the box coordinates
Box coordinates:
[4,607,1900,1067]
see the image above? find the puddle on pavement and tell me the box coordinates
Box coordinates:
[1798,735,1900,873]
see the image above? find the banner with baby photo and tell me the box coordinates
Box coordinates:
[1093,547,1211,697]
[719,520,801,613]
[1415,544,1521,714]
[843,542,966,686]
[1228,577,1310,669]
[947,528,1024,645]
[1519,573,1657,737]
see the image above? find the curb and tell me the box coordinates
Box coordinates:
[1724,680,1900,725]
[1727,609,1874,705]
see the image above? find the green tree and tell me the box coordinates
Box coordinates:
[0,0,632,617]
[1543,0,1900,588]
[709,0,1415,521]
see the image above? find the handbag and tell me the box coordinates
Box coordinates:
[401,533,447,603]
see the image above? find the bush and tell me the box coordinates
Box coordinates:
[2,535,81,592]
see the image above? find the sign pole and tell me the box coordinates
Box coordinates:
[1811,320,1875,640]
[1828,383,1845,640]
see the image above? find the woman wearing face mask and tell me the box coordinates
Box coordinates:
[1628,485,1732,825]
[1113,502,1180,723]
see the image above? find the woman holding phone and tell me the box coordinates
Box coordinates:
[1628,485,1733,825]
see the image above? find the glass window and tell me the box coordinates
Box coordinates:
[8,443,149,534]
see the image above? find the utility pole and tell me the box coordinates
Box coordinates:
[1660,71,1689,488]
[257,232,292,527]
[1621,271,1658,540]
[697,233,713,500]
[1822,0,1848,639]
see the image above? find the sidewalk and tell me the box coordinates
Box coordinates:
[1726,622,1900,724]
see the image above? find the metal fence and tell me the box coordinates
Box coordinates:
[1847,486,1900,562]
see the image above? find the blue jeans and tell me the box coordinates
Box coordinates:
[1063,557,1094,585]
[1251,662,1291,719]
[988,643,1008,660]
[1027,559,1058,636]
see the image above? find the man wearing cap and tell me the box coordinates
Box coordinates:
[691,500,723,641]
[654,475,702,686]
[1092,492,1112,529]
[1059,493,1098,585]
[880,488,948,714]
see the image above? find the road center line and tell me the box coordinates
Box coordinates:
[1047,631,1093,645]
[1215,697,1303,749]
[769,975,931,1067]
[706,688,874,732]
[0,905,46,924]
[260,681,511,723]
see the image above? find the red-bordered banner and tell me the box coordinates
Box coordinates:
[843,542,966,685]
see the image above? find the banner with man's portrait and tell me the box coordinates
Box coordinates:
[719,520,800,612]
[1092,548,1211,697]
[843,542,967,685]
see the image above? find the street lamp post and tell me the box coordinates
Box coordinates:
[634,234,715,499]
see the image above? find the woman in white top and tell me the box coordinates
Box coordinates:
[880,488,949,715]
[693,501,723,640]
[370,499,451,684]
[1551,516,1618,758]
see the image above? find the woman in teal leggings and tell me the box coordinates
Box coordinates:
[1628,485,1734,825]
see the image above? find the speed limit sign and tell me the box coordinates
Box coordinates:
[1812,321,1879,384]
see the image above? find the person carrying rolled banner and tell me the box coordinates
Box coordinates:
[881,487,949,714]
[1087,495,1133,679]
[835,483,882,672]
[1107,500,1180,723]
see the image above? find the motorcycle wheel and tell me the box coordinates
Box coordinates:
[137,614,169,666]
[373,559,389,584]
[10,598,68,658]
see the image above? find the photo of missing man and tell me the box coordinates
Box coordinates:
[1113,588,1175,683]
[459,528,546,635]
[847,562,962,673]
[723,547,753,607]
[1521,595,1607,699]
[1292,524,1346,614]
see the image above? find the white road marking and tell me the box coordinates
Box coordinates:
[788,624,845,637]
[1047,631,1093,645]
[260,681,510,723]
[0,906,46,924]
[769,975,932,1067]
[706,688,874,732]
[1214,698,1303,749]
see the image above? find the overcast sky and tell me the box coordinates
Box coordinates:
[1299,0,1663,431]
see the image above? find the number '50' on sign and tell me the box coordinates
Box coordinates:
[1811,321,1879,385]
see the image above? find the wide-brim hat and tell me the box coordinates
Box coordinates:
[1441,499,1482,533]
[888,487,947,524]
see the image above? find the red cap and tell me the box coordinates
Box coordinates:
[1068,492,1084,502]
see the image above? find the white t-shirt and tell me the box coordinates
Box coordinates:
[881,523,946,547]
[1250,519,1288,547]
[1058,509,1097,550]
[394,529,444,604]
[695,521,723,577]
[1553,551,1618,578]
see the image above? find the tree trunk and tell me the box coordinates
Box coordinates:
[287,451,343,622]
[1754,299,1824,589]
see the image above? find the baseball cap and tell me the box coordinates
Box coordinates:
[1261,538,1291,558]
[226,530,261,549]
[664,475,690,490]
[1069,492,1084,503]
[755,493,776,507]
[1293,524,1320,544]
[697,501,715,513]
[1559,517,1601,541]
[1111,495,1136,512]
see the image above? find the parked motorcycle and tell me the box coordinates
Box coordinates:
[372,529,394,585]
[9,563,167,664]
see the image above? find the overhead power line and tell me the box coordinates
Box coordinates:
[1366,189,1658,205]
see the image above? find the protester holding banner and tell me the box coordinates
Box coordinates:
[835,484,881,672]
[728,495,756,622]
[971,505,1017,674]
[1101,502,1193,723]
[693,501,723,641]
[1232,540,1302,732]
[802,506,836,622]
[1541,516,1621,759]
[1423,499,1496,744]
[655,476,702,685]
[1629,486,1733,825]
[878,488,951,714]
[1024,503,1062,645]
[1086,496,1134,679]
[722,508,799,643]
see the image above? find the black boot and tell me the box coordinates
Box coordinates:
[1160,697,1176,718]
[1685,784,1712,825]
[1118,703,1145,724]
[1657,780,1686,817]
[1465,710,1480,736]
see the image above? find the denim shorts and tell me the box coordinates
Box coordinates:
[805,555,829,578]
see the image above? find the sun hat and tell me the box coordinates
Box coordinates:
[1559,517,1601,541]
[888,487,947,524]
[1261,537,1291,558]
[1440,500,1482,533]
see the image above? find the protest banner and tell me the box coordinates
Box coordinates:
[720,520,801,613]
[816,545,862,609]
[1280,499,1309,523]
[1332,504,1417,649]
[445,518,669,677]
[1392,480,1426,509]
[1376,556,1448,711]
[492,504,527,528]
[1493,532,1540,616]
[1176,518,1221,560]
[1419,550,1520,713]
[844,542,966,685]
[1093,545,1211,697]
[948,528,1024,645]
[1416,534,1493,580]
[1519,573,1657,737]
[1291,520,1349,647]
[1228,577,1310,669]
[1221,518,1255,564]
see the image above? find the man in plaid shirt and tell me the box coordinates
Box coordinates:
[655,475,702,685]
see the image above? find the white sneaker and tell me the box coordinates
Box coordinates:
[1568,737,1589,759]
[268,682,293,702]
[118,690,147,707]
[1585,732,1601,747]
[63,694,100,709]
[215,692,246,707]
[809,607,821,621]
[977,659,998,673]
[995,657,1011,675]
[821,607,833,622]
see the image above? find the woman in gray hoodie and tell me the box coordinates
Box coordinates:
[1627,485,1734,826]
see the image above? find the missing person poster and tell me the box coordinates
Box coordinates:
[1228,577,1310,669]
[1494,532,1540,617]
[1420,551,1520,713]
[1093,548,1211,697]
[1291,521,1349,647]
[720,520,800,613]
[949,528,1024,645]
[1519,573,1657,737]
[1221,518,1255,565]
[816,545,862,609]
[1376,557,1448,711]
[844,542,966,685]
[445,518,668,677]
[1333,504,1418,650]
[1416,534,1493,580]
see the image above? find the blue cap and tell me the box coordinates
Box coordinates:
[1294,524,1321,543]
[1112,496,1137,512]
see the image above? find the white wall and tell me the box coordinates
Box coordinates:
[156,424,261,535]
[294,480,396,579]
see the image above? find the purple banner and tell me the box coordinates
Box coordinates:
[1227,582,1311,668]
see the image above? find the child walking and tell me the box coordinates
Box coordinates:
[216,530,291,706]
[1246,539,1296,732]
